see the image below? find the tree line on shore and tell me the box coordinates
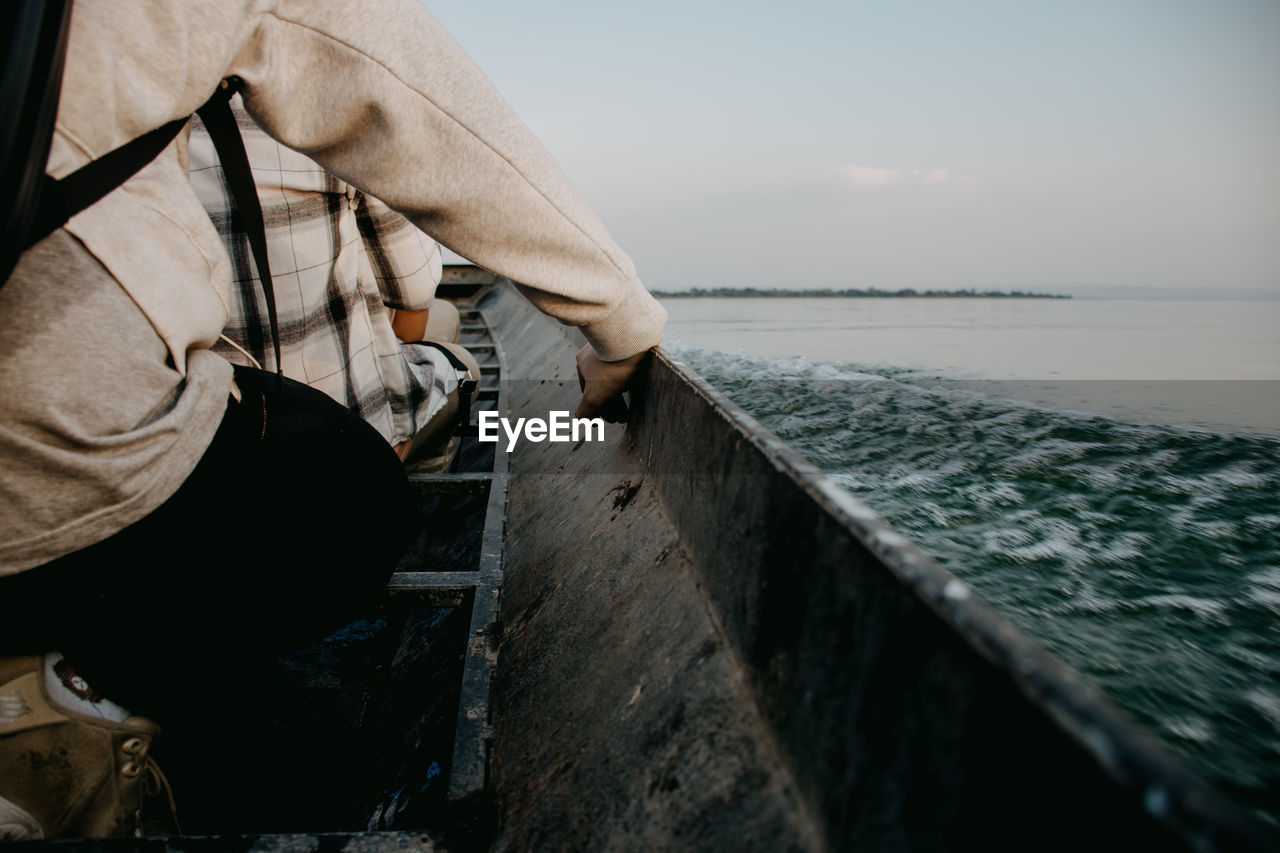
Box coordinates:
[651,287,1071,299]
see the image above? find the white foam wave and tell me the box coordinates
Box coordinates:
[1245,689,1280,728]
[1135,594,1229,622]
[1161,716,1214,744]
[998,440,1106,474]
[671,346,889,384]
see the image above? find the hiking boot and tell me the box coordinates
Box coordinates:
[0,655,177,840]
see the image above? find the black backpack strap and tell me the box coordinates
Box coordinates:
[19,77,284,375]
[25,113,190,248]
[195,80,282,375]
[1,0,73,283]
[418,340,478,437]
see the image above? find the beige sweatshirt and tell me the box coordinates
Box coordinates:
[0,0,665,574]
[51,0,666,368]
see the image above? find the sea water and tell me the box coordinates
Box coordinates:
[663,297,1279,823]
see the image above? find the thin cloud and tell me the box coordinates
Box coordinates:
[840,165,977,187]
[839,165,903,187]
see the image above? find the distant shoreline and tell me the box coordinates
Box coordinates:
[651,287,1071,299]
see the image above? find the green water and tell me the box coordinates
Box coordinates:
[677,347,1280,824]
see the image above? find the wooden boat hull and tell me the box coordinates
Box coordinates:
[482,281,1272,850]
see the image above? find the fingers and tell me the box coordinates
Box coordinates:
[602,393,629,423]
[573,342,655,422]
[574,388,628,422]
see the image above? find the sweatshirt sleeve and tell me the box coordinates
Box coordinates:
[229,0,666,361]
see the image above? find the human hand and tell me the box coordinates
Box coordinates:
[390,308,429,343]
[575,343,657,423]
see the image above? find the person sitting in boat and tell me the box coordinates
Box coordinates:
[0,0,665,840]
[188,95,480,470]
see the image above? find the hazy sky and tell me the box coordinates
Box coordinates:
[427,1,1280,296]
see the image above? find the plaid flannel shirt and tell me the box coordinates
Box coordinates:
[188,99,455,446]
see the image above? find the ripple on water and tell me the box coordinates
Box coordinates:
[1162,716,1215,745]
[1133,594,1231,625]
[1245,689,1280,728]
[1247,582,1280,614]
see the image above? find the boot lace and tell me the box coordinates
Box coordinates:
[139,757,182,836]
